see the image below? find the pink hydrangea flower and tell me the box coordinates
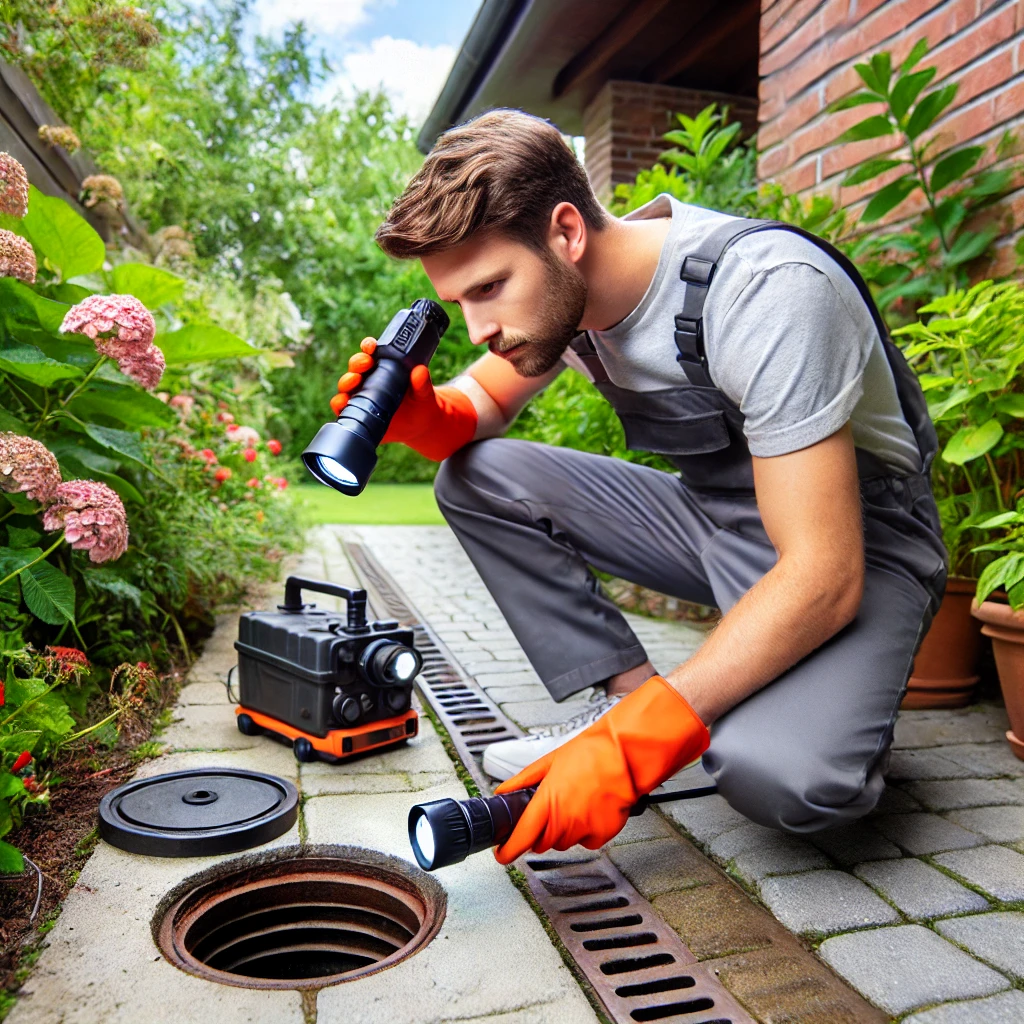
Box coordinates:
[0,153,29,218]
[0,433,61,505]
[60,294,155,346]
[42,480,129,563]
[60,294,164,390]
[0,229,36,283]
[226,424,260,447]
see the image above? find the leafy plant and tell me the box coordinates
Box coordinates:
[612,104,760,217]
[893,280,1024,576]
[829,38,1017,318]
[973,502,1024,610]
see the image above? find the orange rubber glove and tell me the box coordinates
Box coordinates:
[493,675,710,864]
[329,339,478,462]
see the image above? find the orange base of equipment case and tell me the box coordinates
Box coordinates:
[236,705,418,763]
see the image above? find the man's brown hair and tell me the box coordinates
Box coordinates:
[375,109,608,259]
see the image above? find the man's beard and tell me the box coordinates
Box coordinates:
[488,251,588,378]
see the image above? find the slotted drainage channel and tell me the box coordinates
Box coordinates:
[345,540,756,1024]
[155,846,445,989]
[346,541,520,787]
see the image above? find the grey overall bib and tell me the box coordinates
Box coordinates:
[434,219,948,833]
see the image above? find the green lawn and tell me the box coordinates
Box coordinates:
[293,482,445,525]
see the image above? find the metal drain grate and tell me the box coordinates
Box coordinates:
[524,853,754,1023]
[346,542,520,792]
[344,541,756,1024]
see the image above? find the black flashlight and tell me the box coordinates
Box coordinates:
[409,788,536,871]
[407,785,719,871]
[302,298,451,495]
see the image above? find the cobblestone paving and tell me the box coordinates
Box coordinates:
[322,524,1024,1022]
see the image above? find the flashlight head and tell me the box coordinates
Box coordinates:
[301,420,378,496]
[408,798,472,871]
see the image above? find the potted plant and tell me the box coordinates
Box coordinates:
[893,280,1024,707]
[971,502,1024,759]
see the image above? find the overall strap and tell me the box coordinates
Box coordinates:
[568,332,611,383]
[673,218,891,387]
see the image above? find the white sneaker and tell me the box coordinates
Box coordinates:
[482,688,623,782]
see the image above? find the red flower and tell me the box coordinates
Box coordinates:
[243,448,257,463]
[246,477,261,488]
[267,439,282,456]
[216,411,234,423]
[214,467,232,483]
[46,646,90,670]
[198,449,217,465]
[11,751,31,773]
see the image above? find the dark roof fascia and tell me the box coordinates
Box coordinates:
[416,0,529,154]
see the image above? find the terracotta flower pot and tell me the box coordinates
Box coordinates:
[971,598,1024,761]
[901,577,983,710]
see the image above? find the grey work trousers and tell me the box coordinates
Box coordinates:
[434,438,947,834]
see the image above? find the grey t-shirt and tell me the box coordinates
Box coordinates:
[561,194,922,474]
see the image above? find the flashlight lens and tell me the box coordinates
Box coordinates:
[393,650,418,681]
[316,456,358,487]
[414,812,436,867]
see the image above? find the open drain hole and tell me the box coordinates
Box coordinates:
[601,953,676,976]
[154,845,446,990]
[630,998,717,1021]
[615,975,696,998]
[571,914,644,932]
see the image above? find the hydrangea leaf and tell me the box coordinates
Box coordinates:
[110,263,185,309]
[21,560,76,625]
[155,323,257,365]
[19,186,105,281]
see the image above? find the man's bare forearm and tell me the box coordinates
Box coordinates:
[664,554,862,725]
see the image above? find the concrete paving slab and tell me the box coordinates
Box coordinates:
[6,841,306,1024]
[947,805,1024,842]
[731,836,831,883]
[937,912,1024,980]
[608,808,676,845]
[934,845,1024,901]
[758,870,899,935]
[894,707,1011,749]
[930,743,1024,778]
[854,858,989,919]
[132,744,300,784]
[871,813,985,855]
[818,925,1010,1015]
[904,990,1024,1024]
[905,779,1023,811]
[886,749,976,781]
[809,822,903,866]
[659,792,752,845]
[176,681,232,705]
[875,785,923,813]
[160,702,262,751]
[309,785,598,1024]
[606,837,719,898]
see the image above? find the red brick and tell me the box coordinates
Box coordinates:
[777,156,820,192]
[771,0,972,106]
[993,77,1024,121]
[761,0,857,78]
[929,6,1019,80]
[759,88,826,149]
[763,0,826,55]
[820,131,900,178]
[759,143,793,178]
[825,64,866,106]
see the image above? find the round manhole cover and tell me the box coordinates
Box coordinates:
[154,845,446,989]
[99,769,298,857]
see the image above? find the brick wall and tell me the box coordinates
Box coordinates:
[758,0,1024,275]
[583,79,760,200]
